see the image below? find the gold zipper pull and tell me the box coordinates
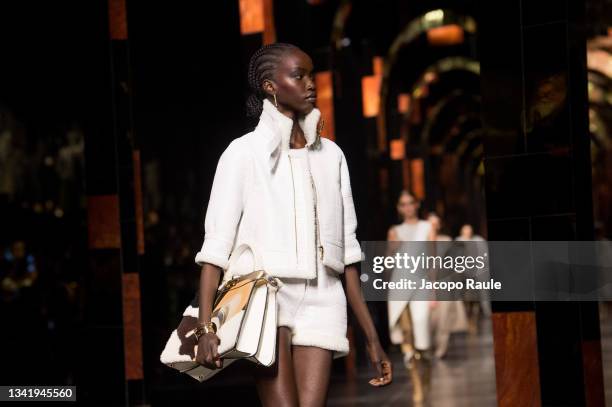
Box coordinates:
[319,245,324,260]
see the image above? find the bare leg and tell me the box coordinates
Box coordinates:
[252,326,299,407]
[398,306,432,404]
[398,306,415,360]
[292,345,333,407]
[434,301,451,358]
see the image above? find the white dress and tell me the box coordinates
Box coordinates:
[275,146,349,358]
[387,221,433,349]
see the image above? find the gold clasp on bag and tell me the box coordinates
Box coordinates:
[224,276,239,289]
[218,271,267,296]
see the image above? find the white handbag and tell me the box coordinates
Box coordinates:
[159,243,281,382]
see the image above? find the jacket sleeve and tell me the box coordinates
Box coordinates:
[195,140,249,270]
[340,149,364,266]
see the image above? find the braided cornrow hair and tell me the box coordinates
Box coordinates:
[246,42,299,118]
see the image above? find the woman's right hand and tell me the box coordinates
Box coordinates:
[195,333,223,369]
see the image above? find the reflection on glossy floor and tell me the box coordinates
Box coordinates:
[328,318,497,407]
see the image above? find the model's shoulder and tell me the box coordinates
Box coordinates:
[387,224,399,238]
[241,129,269,151]
[419,220,433,234]
[221,133,255,160]
[320,136,339,150]
[319,137,343,158]
[229,131,258,150]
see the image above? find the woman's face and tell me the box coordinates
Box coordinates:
[428,215,441,231]
[265,49,316,117]
[397,194,419,219]
[460,224,473,238]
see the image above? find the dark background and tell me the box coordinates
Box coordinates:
[1,0,611,405]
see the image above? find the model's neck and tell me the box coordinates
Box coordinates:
[290,122,306,148]
[402,217,419,224]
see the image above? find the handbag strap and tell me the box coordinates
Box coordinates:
[221,243,264,286]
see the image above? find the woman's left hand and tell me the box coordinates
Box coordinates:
[366,339,393,387]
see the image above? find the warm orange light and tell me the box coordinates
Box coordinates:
[410,159,425,200]
[108,0,127,40]
[239,0,264,35]
[390,139,405,160]
[362,76,380,117]
[424,71,437,83]
[373,56,384,76]
[262,0,276,44]
[315,71,335,141]
[362,57,384,117]
[402,159,410,191]
[427,24,464,46]
[122,273,143,380]
[397,93,410,113]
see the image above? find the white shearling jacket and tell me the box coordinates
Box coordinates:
[194,99,363,279]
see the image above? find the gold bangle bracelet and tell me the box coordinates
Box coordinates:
[194,321,217,341]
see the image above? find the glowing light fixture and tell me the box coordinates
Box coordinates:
[315,71,335,140]
[397,93,410,113]
[390,139,405,160]
[239,0,276,43]
[424,9,444,24]
[410,159,425,200]
[362,56,383,117]
[427,24,464,46]
[239,0,264,34]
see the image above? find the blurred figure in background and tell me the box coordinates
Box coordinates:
[427,213,451,241]
[387,190,434,404]
[427,214,468,359]
[456,224,491,333]
[457,224,483,241]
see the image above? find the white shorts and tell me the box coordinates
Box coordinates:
[276,264,349,359]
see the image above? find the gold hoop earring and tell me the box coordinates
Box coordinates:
[273,93,278,108]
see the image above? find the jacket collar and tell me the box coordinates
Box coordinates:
[256,98,322,172]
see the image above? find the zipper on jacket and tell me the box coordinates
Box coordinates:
[288,155,299,263]
[309,172,324,262]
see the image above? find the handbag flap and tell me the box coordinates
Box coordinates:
[253,286,277,366]
[236,284,268,356]
[212,278,259,355]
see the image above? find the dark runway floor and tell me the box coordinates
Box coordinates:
[154,306,612,406]
[152,316,498,407]
[327,318,498,407]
